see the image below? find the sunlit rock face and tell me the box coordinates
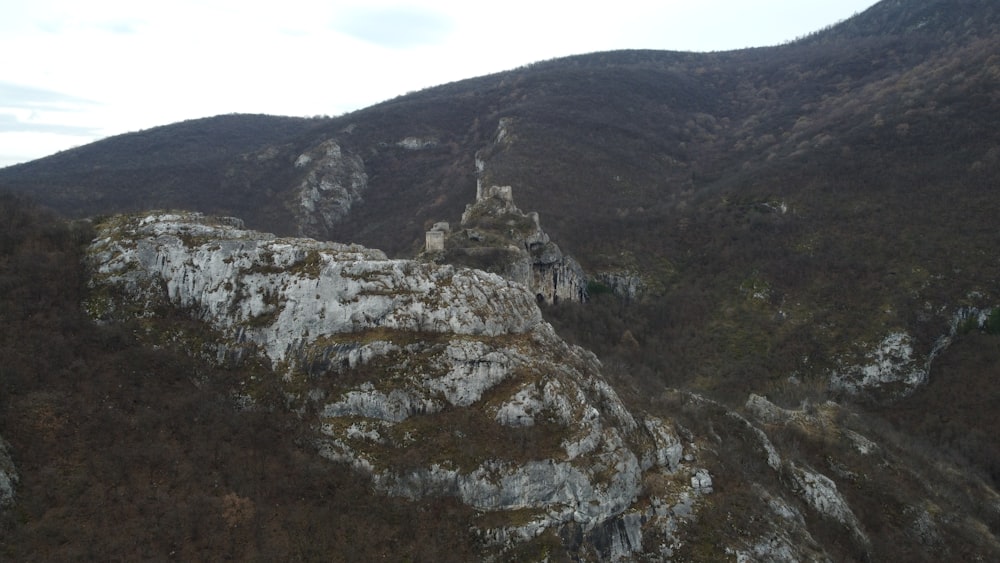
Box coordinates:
[830,332,928,399]
[84,211,700,559]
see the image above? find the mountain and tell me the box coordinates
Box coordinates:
[3,0,1000,559]
[5,0,997,399]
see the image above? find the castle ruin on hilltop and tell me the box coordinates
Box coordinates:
[424,184,587,305]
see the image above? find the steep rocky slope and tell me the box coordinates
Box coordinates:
[73,210,1000,560]
[83,211,698,558]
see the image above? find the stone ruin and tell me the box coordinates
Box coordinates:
[424,222,449,253]
[425,185,587,305]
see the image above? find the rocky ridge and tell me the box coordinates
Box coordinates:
[830,307,999,402]
[81,212,1000,561]
[84,211,703,559]
[440,183,587,305]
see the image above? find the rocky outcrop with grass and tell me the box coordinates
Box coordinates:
[84,211,703,559]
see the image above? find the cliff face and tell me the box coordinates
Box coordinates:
[83,211,698,559]
[290,139,368,240]
[82,212,1000,561]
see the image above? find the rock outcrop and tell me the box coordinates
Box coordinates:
[829,332,929,400]
[426,117,587,305]
[430,184,587,305]
[830,307,997,401]
[593,271,646,302]
[291,139,368,240]
[84,211,701,559]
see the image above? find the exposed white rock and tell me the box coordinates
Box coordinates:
[844,429,878,455]
[690,468,714,493]
[746,393,880,457]
[642,416,683,471]
[495,117,513,143]
[788,463,868,546]
[950,306,994,332]
[396,137,437,150]
[380,456,639,521]
[323,387,439,423]
[728,410,783,471]
[732,537,803,563]
[493,383,544,427]
[425,340,520,407]
[346,421,385,443]
[85,211,691,558]
[764,491,805,524]
[745,393,797,425]
[830,332,928,398]
[292,139,369,239]
[594,271,645,302]
[86,212,543,374]
[724,484,832,563]
[81,212,1000,561]
[908,505,943,547]
[602,511,645,561]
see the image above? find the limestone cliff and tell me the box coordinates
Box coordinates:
[830,308,996,402]
[290,139,368,240]
[84,211,700,559]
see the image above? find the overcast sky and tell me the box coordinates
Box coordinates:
[0,0,879,168]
